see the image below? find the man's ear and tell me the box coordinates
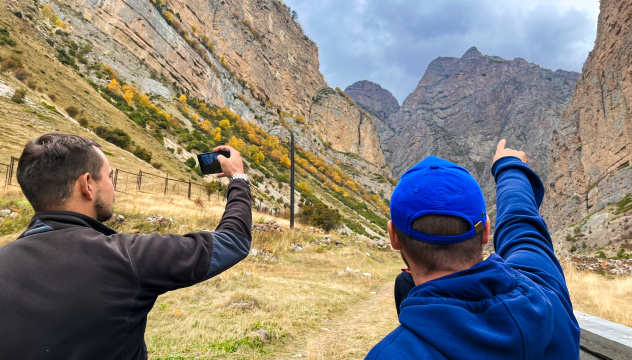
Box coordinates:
[78,173,95,201]
[482,215,490,245]
[388,220,403,250]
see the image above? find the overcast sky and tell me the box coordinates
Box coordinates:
[283,0,600,103]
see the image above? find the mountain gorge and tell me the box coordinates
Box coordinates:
[348,47,579,207]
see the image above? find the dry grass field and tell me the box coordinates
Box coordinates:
[563,264,632,327]
[111,192,402,359]
[1,188,631,358]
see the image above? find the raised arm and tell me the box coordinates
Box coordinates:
[491,140,567,292]
[126,146,252,292]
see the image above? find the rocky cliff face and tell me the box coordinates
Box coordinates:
[545,0,632,229]
[380,47,577,206]
[45,0,390,192]
[344,81,400,136]
[71,0,324,116]
[308,87,389,178]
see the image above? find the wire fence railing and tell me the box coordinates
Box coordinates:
[2,156,289,217]
[2,156,225,202]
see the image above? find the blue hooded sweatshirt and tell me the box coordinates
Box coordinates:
[366,157,580,359]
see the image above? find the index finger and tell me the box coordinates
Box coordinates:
[497,139,507,153]
[213,145,236,155]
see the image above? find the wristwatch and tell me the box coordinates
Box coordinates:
[230,173,251,186]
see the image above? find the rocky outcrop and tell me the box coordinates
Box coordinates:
[545,0,632,230]
[554,69,581,81]
[344,81,400,135]
[164,0,325,117]
[66,0,324,117]
[308,87,390,184]
[381,47,577,206]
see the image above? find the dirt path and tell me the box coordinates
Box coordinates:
[279,281,400,360]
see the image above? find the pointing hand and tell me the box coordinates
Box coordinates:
[492,139,527,165]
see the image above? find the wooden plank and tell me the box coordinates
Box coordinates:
[575,311,632,360]
[579,349,604,360]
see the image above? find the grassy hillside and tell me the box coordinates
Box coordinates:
[0,1,392,239]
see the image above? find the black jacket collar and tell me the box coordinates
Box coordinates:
[19,211,117,239]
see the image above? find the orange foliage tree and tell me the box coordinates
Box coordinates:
[107,79,122,96]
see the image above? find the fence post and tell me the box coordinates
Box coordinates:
[8,156,16,185]
[188,180,191,199]
[138,170,142,192]
[164,173,169,196]
[113,169,119,191]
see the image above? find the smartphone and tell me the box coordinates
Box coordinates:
[197,150,231,174]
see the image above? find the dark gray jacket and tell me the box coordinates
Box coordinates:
[0,180,251,360]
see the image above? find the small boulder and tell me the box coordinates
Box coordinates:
[250,328,270,342]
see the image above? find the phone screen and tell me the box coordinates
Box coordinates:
[197,150,230,174]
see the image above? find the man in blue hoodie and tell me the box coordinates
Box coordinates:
[366,140,580,359]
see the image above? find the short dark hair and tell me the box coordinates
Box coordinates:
[394,215,483,274]
[17,133,103,212]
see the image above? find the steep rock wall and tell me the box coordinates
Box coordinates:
[545,0,632,229]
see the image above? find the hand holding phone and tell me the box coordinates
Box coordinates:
[198,145,244,178]
[198,150,230,174]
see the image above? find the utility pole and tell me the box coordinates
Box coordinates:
[290,131,295,229]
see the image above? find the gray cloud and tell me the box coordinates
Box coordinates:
[284,0,598,103]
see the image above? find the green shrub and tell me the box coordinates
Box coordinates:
[65,106,80,118]
[133,146,152,163]
[184,157,196,168]
[94,126,131,149]
[0,28,16,46]
[78,117,89,128]
[56,49,78,70]
[297,203,341,231]
[11,88,26,103]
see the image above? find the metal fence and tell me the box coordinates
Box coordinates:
[0,157,19,188]
[3,156,225,202]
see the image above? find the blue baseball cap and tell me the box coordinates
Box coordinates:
[390,156,487,244]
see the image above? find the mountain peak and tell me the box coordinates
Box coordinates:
[461,46,482,60]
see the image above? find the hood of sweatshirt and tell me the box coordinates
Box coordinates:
[398,254,553,359]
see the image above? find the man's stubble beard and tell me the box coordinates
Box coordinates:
[94,189,113,222]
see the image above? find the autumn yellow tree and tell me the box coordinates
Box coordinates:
[298,182,309,192]
[139,93,151,107]
[192,113,199,122]
[219,119,231,129]
[227,136,246,152]
[103,65,118,79]
[252,151,265,164]
[164,11,175,23]
[122,85,137,106]
[107,79,122,96]
[200,120,212,132]
[280,155,291,168]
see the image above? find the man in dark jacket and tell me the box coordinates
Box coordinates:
[367,140,580,359]
[0,133,252,359]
